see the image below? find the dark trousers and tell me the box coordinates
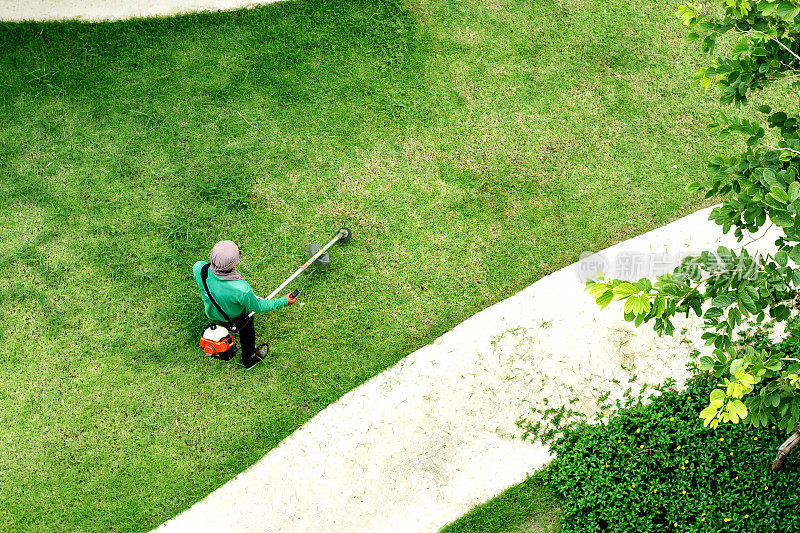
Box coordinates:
[230,314,256,364]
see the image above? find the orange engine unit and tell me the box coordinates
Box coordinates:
[199,336,234,356]
[199,325,236,359]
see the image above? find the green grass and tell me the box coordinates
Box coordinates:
[1,0,722,529]
[441,472,562,533]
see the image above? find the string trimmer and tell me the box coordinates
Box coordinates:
[199,227,352,358]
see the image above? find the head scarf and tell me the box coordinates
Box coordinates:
[210,240,245,280]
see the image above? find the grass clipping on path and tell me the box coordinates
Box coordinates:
[1,0,718,529]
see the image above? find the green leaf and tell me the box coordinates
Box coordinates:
[654,295,666,317]
[729,307,741,326]
[635,294,651,314]
[789,181,800,202]
[687,181,703,192]
[770,393,781,407]
[770,112,788,125]
[766,360,784,372]
[727,403,740,424]
[688,296,702,317]
[773,305,791,322]
[739,293,758,314]
[700,404,720,423]
[757,105,772,114]
[771,212,794,227]
[588,282,608,297]
[713,293,736,307]
[701,34,716,54]
[777,0,798,20]
[764,168,780,187]
[745,286,760,302]
[791,244,800,265]
[706,398,724,411]
[770,186,789,204]
[777,250,789,266]
[624,295,637,314]
[612,282,638,300]
[710,388,726,402]
[596,290,613,309]
[623,294,650,315]
[731,38,749,56]
[699,356,716,371]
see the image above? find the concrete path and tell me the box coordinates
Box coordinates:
[157,206,780,532]
[0,0,285,22]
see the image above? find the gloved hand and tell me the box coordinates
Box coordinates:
[286,292,297,305]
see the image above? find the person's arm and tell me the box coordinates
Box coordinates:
[240,285,289,314]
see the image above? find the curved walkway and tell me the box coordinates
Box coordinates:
[0,0,285,22]
[157,206,779,532]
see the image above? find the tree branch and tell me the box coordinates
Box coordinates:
[750,29,800,63]
[766,144,800,155]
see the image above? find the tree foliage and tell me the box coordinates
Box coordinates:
[590,0,800,432]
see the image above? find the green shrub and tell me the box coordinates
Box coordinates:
[544,369,800,532]
[463,327,800,531]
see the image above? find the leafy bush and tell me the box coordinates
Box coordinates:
[543,368,800,532]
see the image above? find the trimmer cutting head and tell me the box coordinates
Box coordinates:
[304,228,352,271]
[338,227,352,244]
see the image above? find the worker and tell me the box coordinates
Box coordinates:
[193,240,297,369]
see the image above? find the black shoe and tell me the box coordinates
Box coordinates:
[242,344,269,370]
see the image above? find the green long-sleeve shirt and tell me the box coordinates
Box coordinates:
[193,261,288,322]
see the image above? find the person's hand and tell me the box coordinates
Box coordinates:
[286,292,297,305]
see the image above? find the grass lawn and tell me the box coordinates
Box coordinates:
[1,0,719,529]
[441,472,563,533]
